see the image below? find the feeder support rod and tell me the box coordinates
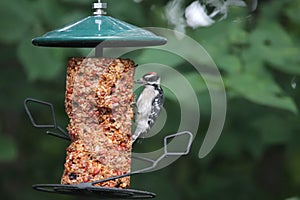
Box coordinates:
[95,46,103,57]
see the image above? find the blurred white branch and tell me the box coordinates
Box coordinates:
[165,0,186,35]
[133,0,256,31]
[185,1,215,28]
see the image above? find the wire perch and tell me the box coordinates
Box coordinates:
[24,98,70,141]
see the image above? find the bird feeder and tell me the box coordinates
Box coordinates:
[24,1,193,198]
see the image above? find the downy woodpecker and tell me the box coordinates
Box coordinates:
[132,72,164,143]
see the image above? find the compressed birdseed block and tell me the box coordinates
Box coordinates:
[61,57,135,188]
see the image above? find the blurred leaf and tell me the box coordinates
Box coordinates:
[0,134,17,162]
[252,115,293,144]
[246,20,300,75]
[287,149,300,186]
[31,0,66,28]
[227,24,248,44]
[242,130,264,159]
[268,48,300,75]
[286,197,300,200]
[0,0,36,43]
[225,71,298,114]
[213,131,243,158]
[17,40,65,81]
[190,11,248,76]
[285,0,300,25]
[107,0,146,26]
[217,54,242,74]
[252,20,293,48]
[259,0,287,19]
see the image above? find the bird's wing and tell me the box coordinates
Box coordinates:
[147,88,164,127]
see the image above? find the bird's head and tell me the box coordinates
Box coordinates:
[135,72,161,85]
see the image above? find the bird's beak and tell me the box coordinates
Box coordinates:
[134,78,145,84]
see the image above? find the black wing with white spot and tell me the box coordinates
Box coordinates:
[148,86,164,127]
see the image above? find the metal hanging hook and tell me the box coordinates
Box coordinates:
[93,0,107,15]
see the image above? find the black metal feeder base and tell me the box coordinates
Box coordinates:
[25,98,194,199]
[33,184,156,199]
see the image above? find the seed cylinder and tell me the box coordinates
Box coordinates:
[61,57,135,188]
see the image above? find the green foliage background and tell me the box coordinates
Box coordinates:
[1,0,300,199]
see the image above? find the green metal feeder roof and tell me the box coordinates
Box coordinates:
[32,15,167,48]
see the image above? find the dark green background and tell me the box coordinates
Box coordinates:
[1,0,300,199]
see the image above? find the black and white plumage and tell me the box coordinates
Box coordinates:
[132,72,164,143]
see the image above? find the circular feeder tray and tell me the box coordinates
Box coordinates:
[32,184,156,199]
[32,15,167,48]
